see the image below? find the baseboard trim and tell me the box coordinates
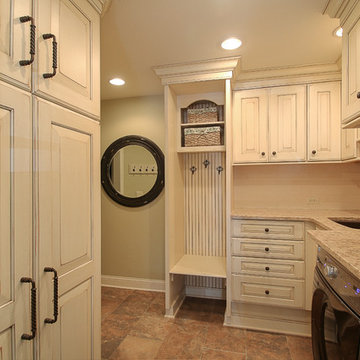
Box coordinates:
[101,275,165,292]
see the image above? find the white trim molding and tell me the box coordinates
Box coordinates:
[102,275,165,292]
[153,57,241,85]
[323,0,359,23]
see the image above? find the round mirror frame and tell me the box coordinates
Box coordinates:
[101,135,165,207]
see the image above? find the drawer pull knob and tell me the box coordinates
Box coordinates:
[265,247,270,252]
[272,151,276,156]
[265,266,270,271]
[264,228,269,232]
[261,152,265,156]
[265,290,270,295]
[357,92,360,99]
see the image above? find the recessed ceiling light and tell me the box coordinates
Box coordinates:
[109,78,125,86]
[334,27,343,37]
[221,38,242,50]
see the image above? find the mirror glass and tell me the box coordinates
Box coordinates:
[109,145,158,198]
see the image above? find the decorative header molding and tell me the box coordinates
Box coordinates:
[232,62,341,90]
[323,0,359,23]
[153,57,241,85]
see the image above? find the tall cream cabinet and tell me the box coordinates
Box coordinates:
[0,0,103,359]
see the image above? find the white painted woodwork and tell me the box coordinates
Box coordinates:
[0,0,32,89]
[232,219,304,240]
[231,257,305,279]
[35,0,100,118]
[35,98,100,360]
[231,275,305,308]
[269,85,306,162]
[342,128,357,159]
[305,222,317,311]
[231,238,305,260]
[185,276,225,290]
[342,2,360,127]
[232,89,268,163]
[0,83,32,359]
[308,82,341,161]
[170,255,226,278]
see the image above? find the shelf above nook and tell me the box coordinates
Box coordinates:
[170,255,226,278]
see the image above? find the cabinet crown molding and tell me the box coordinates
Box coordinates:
[153,56,241,85]
[323,0,359,22]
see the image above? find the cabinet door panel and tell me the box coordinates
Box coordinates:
[36,98,100,360]
[0,0,32,88]
[233,89,268,163]
[269,86,306,162]
[308,82,340,161]
[0,82,32,360]
[35,0,100,118]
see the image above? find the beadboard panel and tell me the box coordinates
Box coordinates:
[184,152,226,257]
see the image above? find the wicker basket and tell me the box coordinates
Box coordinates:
[187,107,218,123]
[184,126,221,147]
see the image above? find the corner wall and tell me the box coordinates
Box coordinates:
[101,95,165,280]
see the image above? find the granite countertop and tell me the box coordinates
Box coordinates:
[232,208,360,280]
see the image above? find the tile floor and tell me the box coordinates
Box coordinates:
[101,287,314,360]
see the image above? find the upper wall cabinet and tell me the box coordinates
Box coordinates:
[35,0,100,118]
[0,0,100,119]
[233,85,306,164]
[0,0,32,89]
[308,82,341,161]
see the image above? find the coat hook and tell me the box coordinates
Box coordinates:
[203,159,210,168]
[216,166,223,175]
[190,166,197,175]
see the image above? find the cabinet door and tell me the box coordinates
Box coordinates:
[0,0,32,88]
[342,128,357,160]
[232,89,268,163]
[342,3,360,125]
[0,82,32,359]
[269,85,306,162]
[34,0,100,118]
[308,82,341,161]
[35,98,100,359]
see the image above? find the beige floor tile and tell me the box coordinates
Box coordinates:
[287,335,314,360]
[201,348,246,360]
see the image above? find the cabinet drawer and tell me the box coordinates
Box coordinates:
[232,238,304,260]
[232,219,304,240]
[231,257,305,279]
[231,274,305,308]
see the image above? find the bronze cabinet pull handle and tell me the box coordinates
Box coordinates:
[19,16,36,66]
[42,33,57,78]
[44,267,58,324]
[20,277,37,340]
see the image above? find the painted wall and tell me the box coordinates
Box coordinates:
[101,95,165,280]
[233,162,360,210]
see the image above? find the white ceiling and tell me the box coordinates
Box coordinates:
[100,0,341,100]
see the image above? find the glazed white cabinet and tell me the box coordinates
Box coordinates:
[0,0,100,119]
[35,0,100,118]
[233,85,306,163]
[342,1,360,127]
[36,98,100,359]
[308,82,341,161]
[0,0,32,88]
[0,82,33,360]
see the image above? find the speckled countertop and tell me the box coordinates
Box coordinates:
[232,208,360,280]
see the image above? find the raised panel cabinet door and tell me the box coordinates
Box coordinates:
[0,0,32,88]
[0,82,32,359]
[232,89,268,163]
[342,128,356,160]
[308,82,341,161]
[35,98,100,359]
[342,3,360,125]
[34,0,100,118]
[269,85,306,162]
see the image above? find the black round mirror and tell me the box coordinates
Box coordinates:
[101,135,164,207]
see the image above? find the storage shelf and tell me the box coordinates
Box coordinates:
[170,255,226,278]
[177,145,225,153]
[181,121,225,128]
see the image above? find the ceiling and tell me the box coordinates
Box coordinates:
[100,0,341,100]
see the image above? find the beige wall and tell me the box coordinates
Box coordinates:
[101,95,165,280]
[233,162,360,210]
